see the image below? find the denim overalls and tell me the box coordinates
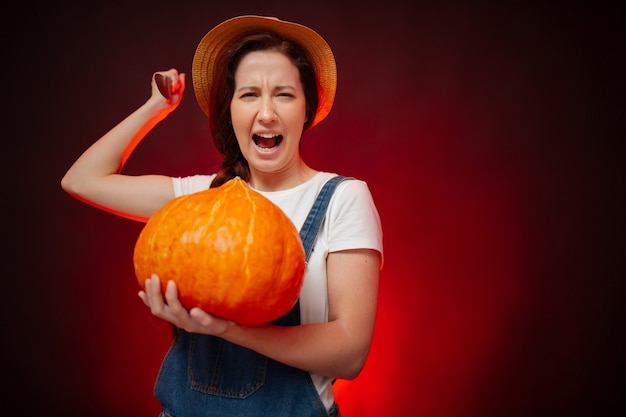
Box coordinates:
[155,176,351,417]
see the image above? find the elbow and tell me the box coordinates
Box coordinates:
[61,168,88,197]
[60,172,79,196]
[60,173,72,193]
[329,320,376,380]
[339,368,363,382]
[61,172,91,204]
[335,349,370,380]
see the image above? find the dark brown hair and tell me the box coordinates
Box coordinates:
[208,31,319,188]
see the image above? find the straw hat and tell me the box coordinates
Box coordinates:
[192,15,337,128]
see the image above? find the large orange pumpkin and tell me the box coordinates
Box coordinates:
[133,177,305,325]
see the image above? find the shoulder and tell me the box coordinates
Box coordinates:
[332,176,376,204]
[324,175,384,261]
[314,172,371,194]
[326,175,381,224]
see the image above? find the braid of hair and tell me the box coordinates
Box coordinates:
[210,134,250,188]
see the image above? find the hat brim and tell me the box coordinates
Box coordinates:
[192,15,336,128]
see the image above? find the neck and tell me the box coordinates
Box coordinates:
[249,162,318,191]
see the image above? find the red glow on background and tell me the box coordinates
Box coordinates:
[326,98,534,415]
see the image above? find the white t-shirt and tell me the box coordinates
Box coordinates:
[171,171,383,410]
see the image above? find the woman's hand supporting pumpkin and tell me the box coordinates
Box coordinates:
[139,274,236,335]
[139,248,380,381]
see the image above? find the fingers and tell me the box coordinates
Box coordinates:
[140,275,195,330]
[189,307,235,335]
[152,69,185,101]
[138,289,149,306]
[143,275,178,313]
[143,274,166,314]
[176,73,186,96]
[163,279,187,317]
[154,73,172,99]
[138,274,233,335]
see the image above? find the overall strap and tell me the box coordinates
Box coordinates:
[299,175,353,262]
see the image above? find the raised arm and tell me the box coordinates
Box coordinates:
[61,69,186,222]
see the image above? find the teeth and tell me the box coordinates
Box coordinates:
[255,133,279,138]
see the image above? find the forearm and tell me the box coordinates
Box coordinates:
[222,319,372,380]
[62,98,167,192]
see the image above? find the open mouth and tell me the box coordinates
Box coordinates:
[253,133,283,149]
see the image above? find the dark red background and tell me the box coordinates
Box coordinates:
[5,2,623,416]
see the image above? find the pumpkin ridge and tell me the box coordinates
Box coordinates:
[242,182,255,297]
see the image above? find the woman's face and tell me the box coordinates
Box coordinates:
[230,50,307,176]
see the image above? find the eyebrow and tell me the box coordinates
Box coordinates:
[235,85,297,93]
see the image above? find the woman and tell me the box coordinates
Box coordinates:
[62,15,383,417]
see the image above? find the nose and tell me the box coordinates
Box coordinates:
[257,95,277,123]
